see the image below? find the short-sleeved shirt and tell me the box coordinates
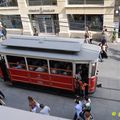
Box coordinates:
[40,106,51,115]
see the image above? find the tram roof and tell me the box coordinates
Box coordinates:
[0,36,100,61]
[1,36,82,52]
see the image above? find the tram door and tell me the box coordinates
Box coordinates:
[0,56,10,82]
[76,63,89,95]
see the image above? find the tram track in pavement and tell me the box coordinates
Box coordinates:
[98,86,120,91]
[11,82,120,103]
[91,86,120,103]
[2,79,120,103]
[91,96,120,103]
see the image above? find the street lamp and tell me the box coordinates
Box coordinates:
[115,6,120,38]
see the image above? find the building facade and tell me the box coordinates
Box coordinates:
[0,0,115,38]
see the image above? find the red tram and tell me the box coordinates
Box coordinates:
[0,36,100,94]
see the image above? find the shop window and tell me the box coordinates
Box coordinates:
[6,55,26,70]
[67,14,103,31]
[0,0,18,7]
[86,0,104,4]
[68,14,85,30]
[50,60,73,76]
[86,15,103,31]
[0,15,23,29]
[28,0,57,6]
[68,0,84,4]
[27,58,48,73]
[68,0,103,5]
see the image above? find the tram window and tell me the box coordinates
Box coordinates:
[6,55,26,70]
[91,63,96,76]
[49,60,72,76]
[27,58,48,73]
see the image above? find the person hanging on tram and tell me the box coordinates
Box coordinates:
[75,72,86,97]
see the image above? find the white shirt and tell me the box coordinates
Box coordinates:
[40,106,51,115]
[75,102,82,119]
[35,67,45,72]
[31,102,40,113]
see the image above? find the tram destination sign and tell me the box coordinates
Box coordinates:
[28,7,55,14]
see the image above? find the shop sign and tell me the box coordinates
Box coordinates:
[28,8,55,13]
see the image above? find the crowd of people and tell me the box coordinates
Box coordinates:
[73,95,93,120]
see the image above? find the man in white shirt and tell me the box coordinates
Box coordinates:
[73,99,82,120]
[40,104,51,115]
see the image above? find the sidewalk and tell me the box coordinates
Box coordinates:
[117,38,120,42]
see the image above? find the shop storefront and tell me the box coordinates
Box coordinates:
[67,14,103,31]
[29,14,59,34]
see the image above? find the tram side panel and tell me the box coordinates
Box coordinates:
[88,76,97,93]
[50,74,74,91]
[88,62,98,93]
[8,68,74,91]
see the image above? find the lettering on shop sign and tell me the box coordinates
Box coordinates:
[28,8,55,13]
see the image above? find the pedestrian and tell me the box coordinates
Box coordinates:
[33,28,38,36]
[73,98,83,120]
[99,50,103,62]
[84,27,89,43]
[83,96,91,112]
[40,104,51,115]
[75,77,83,97]
[111,28,116,43]
[0,90,5,99]
[2,25,7,39]
[0,24,4,40]
[84,111,91,120]
[89,31,92,44]
[28,96,40,113]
